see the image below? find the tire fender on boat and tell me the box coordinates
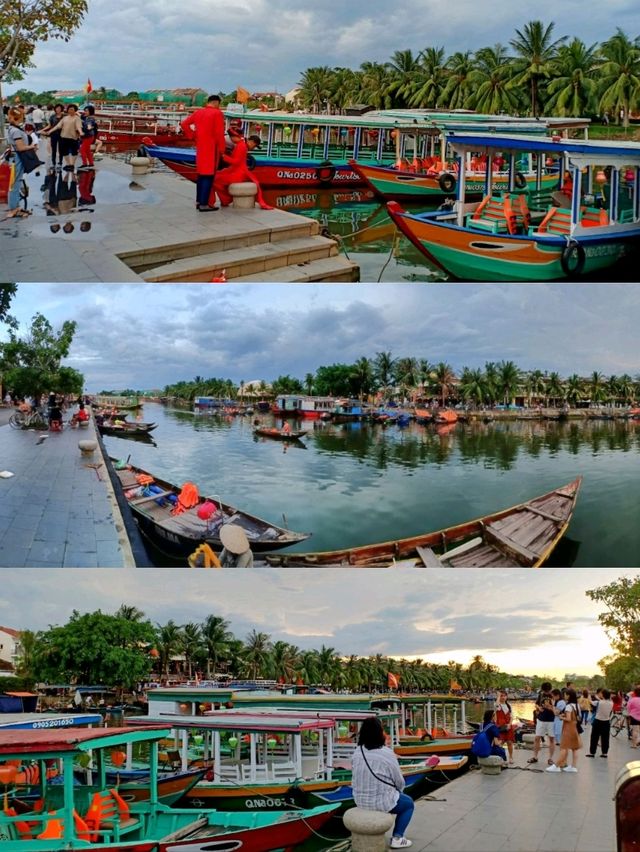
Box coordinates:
[438,172,456,193]
[514,172,527,189]
[560,239,586,278]
[316,160,336,186]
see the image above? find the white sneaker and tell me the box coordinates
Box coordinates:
[390,838,413,849]
[562,766,578,773]
[546,764,561,772]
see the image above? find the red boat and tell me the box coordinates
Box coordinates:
[95,113,193,152]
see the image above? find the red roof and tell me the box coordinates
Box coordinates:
[0,726,168,754]
[0,627,20,638]
[5,692,36,697]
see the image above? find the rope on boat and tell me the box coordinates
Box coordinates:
[376,230,400,282]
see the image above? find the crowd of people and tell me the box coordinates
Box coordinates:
[3,390,90,429]
[2,102,100,221]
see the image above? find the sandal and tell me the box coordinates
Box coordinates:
[2,209,29,220]
[526,757,538,764]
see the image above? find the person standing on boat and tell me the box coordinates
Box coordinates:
[351,716,414,849]
[219,525,254,567]
[180,94,227,212]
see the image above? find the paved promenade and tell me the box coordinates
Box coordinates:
[0,411,134,567]
[408,730,630,851]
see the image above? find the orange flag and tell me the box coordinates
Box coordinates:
[236,86,251,104]
[388,672,400,690]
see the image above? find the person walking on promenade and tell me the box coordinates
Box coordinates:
[47,104,65,169]
[547,688,582,772]
[586,688,613,758]
[43,104,83,172]
[627,687,640,748]
[3,107,38,220]
[351,716,414,849]
[495,690,515,764]
[31,104,44,131]
[578,689,591,726]
[527,681,556,765]
[79,105,98,170]
[180,94,227,212]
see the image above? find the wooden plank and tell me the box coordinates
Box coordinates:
[159,818,208,843]
[129,489,174,506]
[441,537,483,561]
[511,516,552,549]
[526,505,565,523]
[416,546,443,567]
[485,526,538,564]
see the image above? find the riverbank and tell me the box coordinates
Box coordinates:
[0,152,358,282]
[408,727,630,850]
[0,413,135,567]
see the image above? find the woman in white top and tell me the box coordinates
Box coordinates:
[351,716,414,849]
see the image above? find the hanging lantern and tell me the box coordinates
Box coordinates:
[149,648,159,658]
[199,703,208,712]
[283,126,292,137]
[311,127,320,137]
[390,130,398,140]
[0,766,17,785]
[310,731,319,742]
[625,168,635,182]
[267,738,276,749]
[179,703,189,712]
[337,725,348,738]
[193,734,203,745]
[111,750,126,768]
[227,736,239,749]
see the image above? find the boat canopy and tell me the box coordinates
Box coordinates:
[0,725,170,757]
[445,132,640,164]
[0,712,102,729]
[129,712,335,734]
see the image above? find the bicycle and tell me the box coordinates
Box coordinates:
[611,712,627,737]
[9,409,48,430]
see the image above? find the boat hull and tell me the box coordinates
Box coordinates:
[352,160,559,200]
[388,204,637,282]
[145,145,368,188]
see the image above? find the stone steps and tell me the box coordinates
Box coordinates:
[140,235,342,282]
[237,255,359,282]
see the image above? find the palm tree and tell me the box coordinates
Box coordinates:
[374,351,396,395]
[298,66,335,112]
[244,630,272,679]
[330,67,359,112]
[441,51,475,110]
[411,47,447,108]
[589,371,607,404]
[546,371,564,407]
[156,620,182,678]
[545,39,599,117]
[483,362,500,404]
[434,361,456,407]
[617,374,635,404]
[497,360,521,406]
[469,45,519,114]
[509,20,567,116]
[201,615,231,679]
[304,373,314,395]
[350,357,374,401]
[459,367,486,407]
[394,356,418,399]
[358,62,393,110]
[270,641,301,683]
[565,373,584,407]
[596,30,640,127]
[15,629,42,681]
[115,604,145,622]
[180,622,202,678]
[385,49,422,107]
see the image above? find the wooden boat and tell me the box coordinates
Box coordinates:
[146,109,588,190]
[351,158,560,200]
[0,726,339,850]
[111,459,310,558]
[262,477,581,567]
[94,111,194,152]
[128,712,442,814]
[253,427,306,441]
[388,132,640,281]
[98,422,157,437]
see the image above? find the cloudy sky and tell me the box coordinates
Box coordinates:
[3,283,640,392]
[6,0,640,97]
[0,567,629,677]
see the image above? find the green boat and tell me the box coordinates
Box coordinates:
[0,725,339,850]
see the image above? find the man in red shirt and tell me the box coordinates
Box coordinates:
[180,94,227,212]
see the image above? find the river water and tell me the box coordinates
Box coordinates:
[102,404,640,566]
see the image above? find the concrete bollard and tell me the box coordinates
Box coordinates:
[78,440,97,457]
[521,733,536,748]
[130,156,151,175]
[478,755,504,775]
[343,807,395,852]
[229,181,258,209]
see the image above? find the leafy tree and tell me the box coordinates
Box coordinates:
[270,374,303,395]
[509,20,567,116]
[469,45,519,114]
[0,283,17,328]
[600,655,640,691]
[244,630,272,679]
[14,629,41,683]
[156,620,182,678]
[201,615,231,678]
[587,576,640,656]
[33,610,155,690]
[596,29,640,128]
[434,361,456,407]
[1,312,83,400]
[441,51,475,110]
[314,363,354,397]
[545,39,598,117]
[349,356,374,400]
[410,46,447,108]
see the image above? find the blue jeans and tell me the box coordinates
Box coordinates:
[390,793,414,837]
[8,154,24,210]
[491,745,507,760]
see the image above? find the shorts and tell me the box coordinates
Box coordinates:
[535,720,556,738]
[59,137,79,157]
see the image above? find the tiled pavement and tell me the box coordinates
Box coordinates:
[0,414,134,567]
[408,731,630,851]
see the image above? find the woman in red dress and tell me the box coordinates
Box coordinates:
[213,128,272,209]
[495,690,515,765]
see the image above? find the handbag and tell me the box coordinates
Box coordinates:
[17,147,44,174]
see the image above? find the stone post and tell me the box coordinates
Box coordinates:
[229,181,258,209]
[343,807,395,852]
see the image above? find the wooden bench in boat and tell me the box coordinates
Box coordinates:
[534,205,609,235]
[465,194,516,234]
[84,788,139,842]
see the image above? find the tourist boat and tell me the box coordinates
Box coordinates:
[128,711,441,814]
[110,459,310,559]
[388,132,640,281]
[94,111,193,152]
[262,477,582,566]
[253,427,306,441]
[435,410,458,424]
[145,109,589,191]
[0,726,338,850]
[332,399,368,422]
[271,394,335,418]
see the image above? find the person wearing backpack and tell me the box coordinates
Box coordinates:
[546,688,582,772]
[351,716,414,849]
